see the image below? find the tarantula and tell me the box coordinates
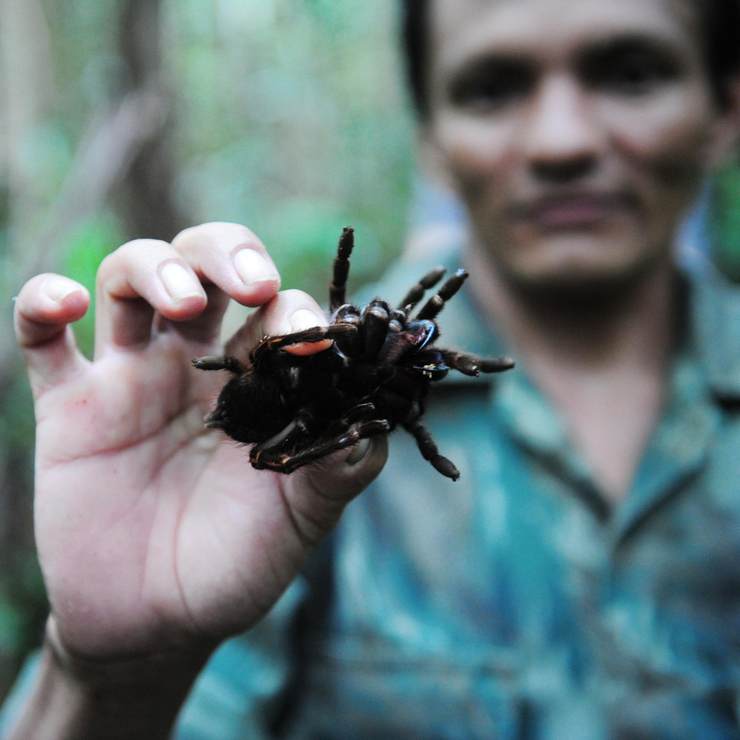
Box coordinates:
[193,227,513,480]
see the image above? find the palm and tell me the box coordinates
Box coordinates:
[17,224,384,664]
[34,332,311,659]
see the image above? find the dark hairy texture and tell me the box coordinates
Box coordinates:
[193,228,514,480]
[399,0,740,118]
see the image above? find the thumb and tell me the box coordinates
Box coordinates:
[281,435,389,543]
[304,435,389,499]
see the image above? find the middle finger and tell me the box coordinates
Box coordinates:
[166,222,281,343]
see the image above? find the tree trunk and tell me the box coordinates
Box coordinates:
[115,0,184,240]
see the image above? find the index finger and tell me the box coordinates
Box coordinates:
[163,222,283,345]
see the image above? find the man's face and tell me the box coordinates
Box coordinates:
[425,0,730,292]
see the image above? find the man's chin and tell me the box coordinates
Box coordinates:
[497,254,664,308]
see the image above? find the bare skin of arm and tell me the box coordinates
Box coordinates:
[8,222,387,739]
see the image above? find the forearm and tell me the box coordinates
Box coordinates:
[7,619,212,740]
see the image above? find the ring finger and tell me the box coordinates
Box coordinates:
[94,239,207,357]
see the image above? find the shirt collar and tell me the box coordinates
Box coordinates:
[689,265,740,401]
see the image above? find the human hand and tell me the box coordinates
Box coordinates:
[14,222,387,664]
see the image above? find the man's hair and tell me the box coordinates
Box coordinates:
[400,0,740,118]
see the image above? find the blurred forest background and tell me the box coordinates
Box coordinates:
[0,0,415,699]
[1,0,740,703]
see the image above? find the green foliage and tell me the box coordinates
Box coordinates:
[266,198,388,293]
[168,0,413,295]
[0,602,23,655]
[62,213,123,357]
[710,164,740,281]
[0,369,47,700]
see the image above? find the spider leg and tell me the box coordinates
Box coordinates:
[415,269,468,321]
[440,350,515,376]
[388,308,406,333]
[376,318,439,369]
[191,355,246,374]
[329,227,356,311]
[330,305,361,356]
[377,326,427,366]
[251,323,357,364]
[332,304,360,322]
[398,266,447,312]
[361,300,390,358]
[250,410,315,469]
[337,401,378,425]
[403,419,460,481]
[253,419,391,474]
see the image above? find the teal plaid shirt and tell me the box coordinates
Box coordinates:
[4,250,740,738]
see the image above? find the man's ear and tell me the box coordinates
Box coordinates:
[707,77,740,167]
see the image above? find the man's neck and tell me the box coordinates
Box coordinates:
[465,246,677,504]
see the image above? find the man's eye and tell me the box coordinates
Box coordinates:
[586,51,679,95]
[449,66,532,111]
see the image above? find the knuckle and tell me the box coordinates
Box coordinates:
[173,222,264,255]
[97,239,172,282]
[17,273,84,315]
[96,252,119,285]
[280,288,322,307]
[118,237,171,255]
[17,273,51,303]
[171,224,204,249]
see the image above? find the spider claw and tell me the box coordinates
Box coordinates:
[439,350,515,377]
[192,355,245,374]
[421,266,448,288]
[328,322,359,337]
[454,355,480,376]
[479,356,516,373]
[330,227,355,310]
[416,269,468,321]
[432,456,460,481]
[398,266,447,311]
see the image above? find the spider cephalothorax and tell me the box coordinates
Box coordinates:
[193,227,514,480]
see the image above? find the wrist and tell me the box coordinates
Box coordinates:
[8,617,214,740]
[45,615,213,693]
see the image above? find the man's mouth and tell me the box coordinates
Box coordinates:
[509,191,637,230]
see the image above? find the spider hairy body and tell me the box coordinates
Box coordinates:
[193,227,514,480]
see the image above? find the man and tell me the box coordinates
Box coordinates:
[4,0,740,736]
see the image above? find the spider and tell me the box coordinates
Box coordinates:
[193,227,514,480]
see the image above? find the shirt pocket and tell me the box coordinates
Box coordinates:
[290,633,526,740]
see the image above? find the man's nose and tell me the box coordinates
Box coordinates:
[522,76,602,182]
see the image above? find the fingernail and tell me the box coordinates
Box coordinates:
[346,438,371,465]
[45,276,81,304]
[233,248,279,286]
[290,308,324,332]
[160,263,203,302]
